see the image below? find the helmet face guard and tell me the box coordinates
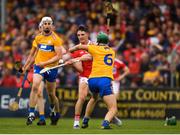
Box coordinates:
[97,32,109,44]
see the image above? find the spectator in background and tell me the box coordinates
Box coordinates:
[65,67,78,88]
[143,63,163,87]
[128,52,141,87]
[140,53,150,74]
[1,65,17,88]
[0,61,4,86]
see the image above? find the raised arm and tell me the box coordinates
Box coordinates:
[69,45,88,52]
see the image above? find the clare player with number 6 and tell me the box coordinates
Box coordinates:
[69,32,117,129]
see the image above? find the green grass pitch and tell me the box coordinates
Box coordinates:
[0,118,179,134]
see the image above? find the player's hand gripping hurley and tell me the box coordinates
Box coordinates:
[40,59,80,74]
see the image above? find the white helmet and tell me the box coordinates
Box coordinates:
[41,16,53,25]
[38,21,43,28]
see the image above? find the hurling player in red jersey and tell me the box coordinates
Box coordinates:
[112,58,130,99]
[110,57,130,126]
[72,25,93,129]
[63,25,93,128]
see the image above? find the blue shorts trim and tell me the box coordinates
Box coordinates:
[88,77,113,97]
[34,65,58,82]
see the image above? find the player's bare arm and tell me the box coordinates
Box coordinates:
[22,46,37,72]
[115,66,130,81]
[69,45,88,52]
[72,60,83,73]
[64,54,92,73]
[73,54,92,73]
[62,53,72,61]
[61,46,67,55]
[78,54,93,62]
[66,54,92,64]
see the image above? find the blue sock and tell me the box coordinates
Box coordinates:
[102,120,110,127]
[83,117,90,124]
[39,115,45,121]
[56,112,60,118]
[29,107,35,113]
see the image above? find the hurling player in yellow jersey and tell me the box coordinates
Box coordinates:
[69,32,117,129]
[23,17,63,126]
[32,22,46,126]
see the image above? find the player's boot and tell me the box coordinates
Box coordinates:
[50,112,60,125]
[37,119,46,126]
[26,115,35,125]
[73,120,80,129]
[73,124,80,129]
[101,120,111,129]
[111,116,122,126]
[81,117,89,128]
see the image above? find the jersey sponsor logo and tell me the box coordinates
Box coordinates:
[41,45,47,49]
[38,44,54,52]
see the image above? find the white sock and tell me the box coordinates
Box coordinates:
[74,120,80,126]
[114,116,120,121]
[113,116,122,126]
[29,112,35,117]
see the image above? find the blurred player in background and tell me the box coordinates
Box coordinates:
[112,56,130,99]
[69,32,117,129]
[111,56,129,125]
[23,16,63,126]
[63,25,93,129]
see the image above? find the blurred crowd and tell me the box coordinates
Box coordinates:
[0,0,180,88]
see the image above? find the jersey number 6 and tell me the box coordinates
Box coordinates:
[104,54,113,66]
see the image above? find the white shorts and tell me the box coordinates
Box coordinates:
[112,81,120,94]
[79,76,88,84]
[79,76,92,94]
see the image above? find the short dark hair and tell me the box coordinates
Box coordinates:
[77,25,89,33]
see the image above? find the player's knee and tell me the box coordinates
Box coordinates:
[91,96,98,102]
[110,106,117,115]
[32,86,38,93]
[79,95,86,102]
[37,93,43,98]
[48,92,53,97]
[48,92,56,98]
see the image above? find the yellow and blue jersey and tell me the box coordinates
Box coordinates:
[88,45,115,79]
[33,32,63,67]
